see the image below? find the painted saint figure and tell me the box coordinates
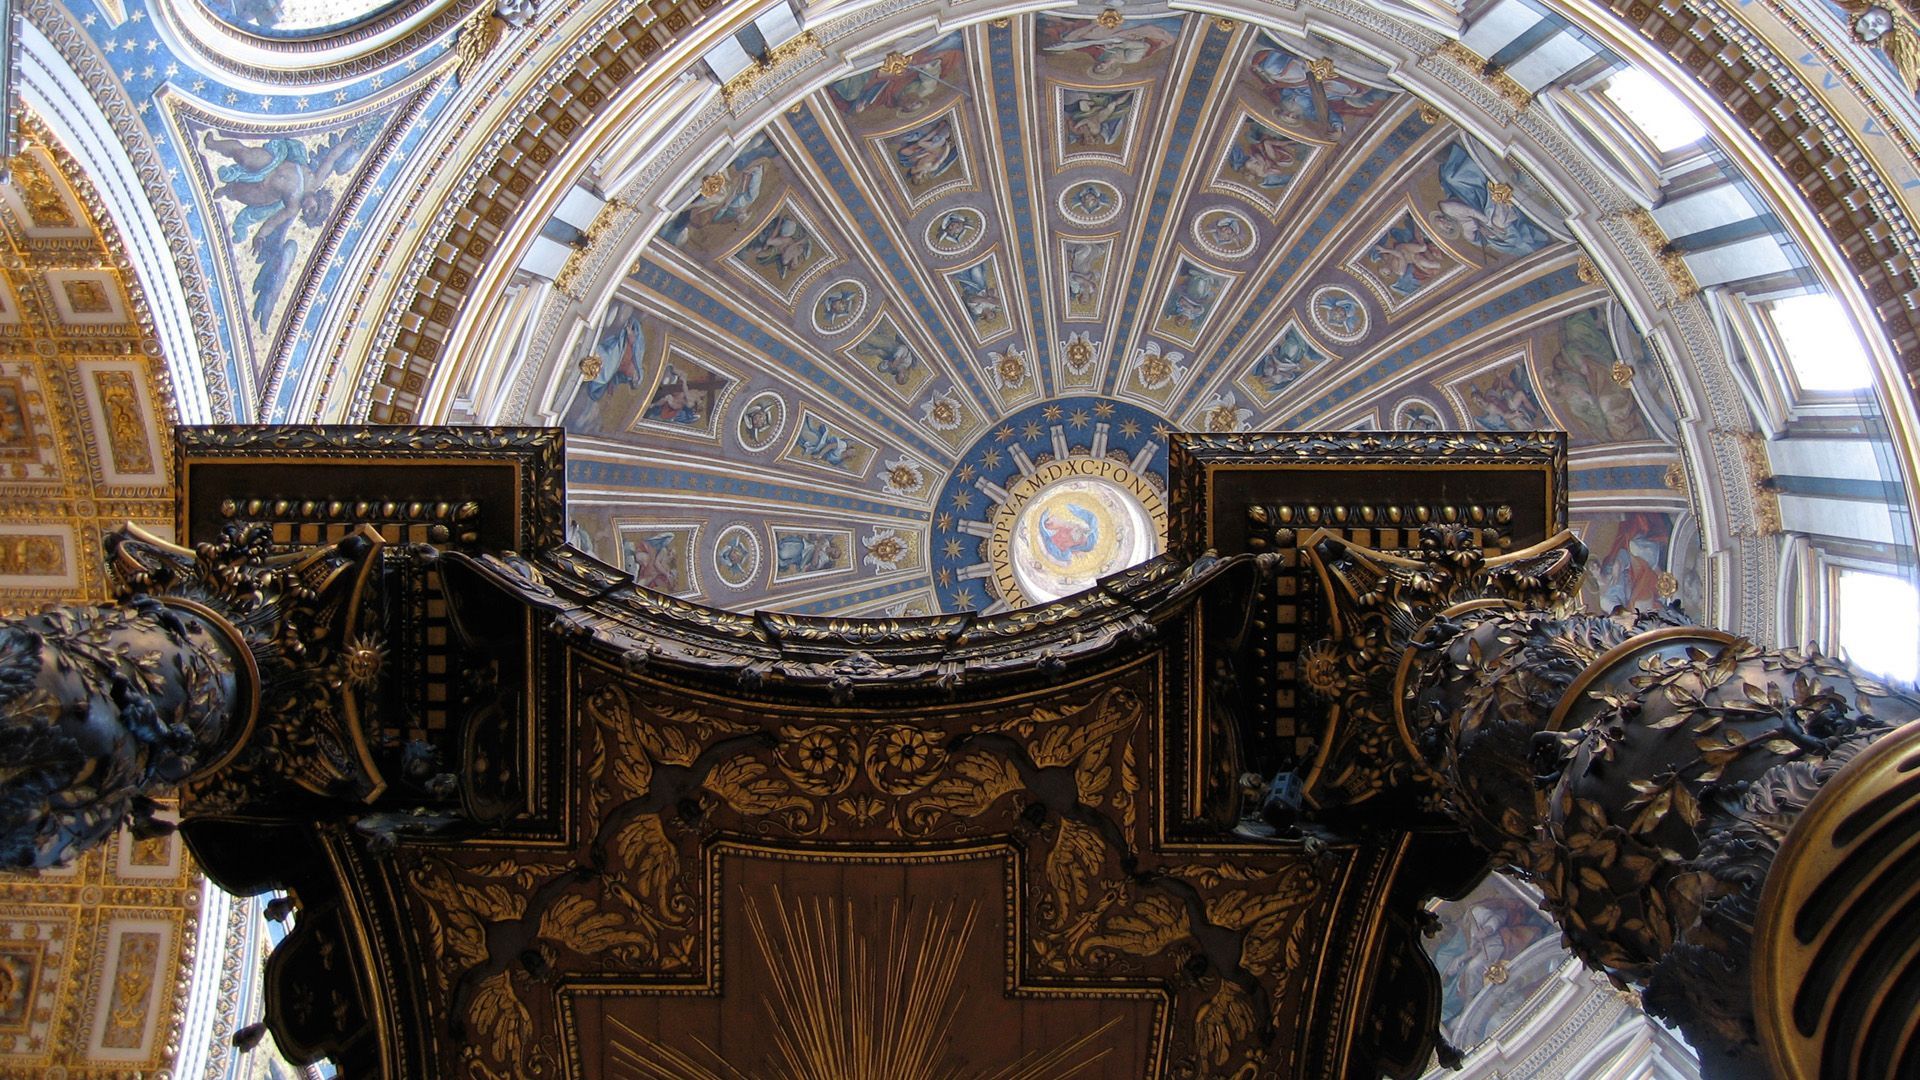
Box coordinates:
[1226,119,1304,189]
[855,326,921,386]
[747,214,817,280]
[1062,90,1135,147]
[950,264,1003,327]
[1247,37,1395,139]
[1428,143,1552,257]
[828,33,966,116]
[1366,213,1449,296]
[891,118,960,186]
[796,415,856,468]
[1038,14,1179,75]
[580,307,644,401]
[624,533,682,594]
[1460,365,1549,431]
[1249,328,1325,395]
[1161,262,1225,330]
[777,531,845,575]
[644,364,705,425]
[1039,502,1100,563]
[659,135,779,246]
[1064,242,1105,313]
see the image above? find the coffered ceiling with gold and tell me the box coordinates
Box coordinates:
[0,119,173,615]
[0,119,194,1080]
[554,12,1698,622]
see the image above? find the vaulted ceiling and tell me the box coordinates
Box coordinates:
[556,13,1697,619]
[0,121,173,615]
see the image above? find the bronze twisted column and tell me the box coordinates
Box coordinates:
[0,595,244,867]
[0,521,388,868]
[1302,524,1920,1077]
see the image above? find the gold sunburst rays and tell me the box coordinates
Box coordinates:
[605,889,1120,1080]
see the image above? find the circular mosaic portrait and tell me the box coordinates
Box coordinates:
[1191,208,1258,260]
[811,279,868,335]
[1059,180,1123,226]
[712,524,761,589]
[926,207,986,255]
[1009,472,1158,603]
[1393,397,1447,431]
[1308,285,1370,344]
[737,391,787,451]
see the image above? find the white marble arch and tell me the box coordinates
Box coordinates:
[19,17,217,422]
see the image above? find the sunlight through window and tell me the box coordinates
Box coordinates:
[1768,293,1875,391]
[1837,570,1920,683]
[1602,68,1707,152]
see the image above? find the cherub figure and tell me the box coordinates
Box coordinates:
[203,123,375,326]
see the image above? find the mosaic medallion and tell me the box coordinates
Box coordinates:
[1190,208,1258,260]
[1058,180,1123,226]
[811,279,868,335]
[926,207,986,255]
[1308,285,1370,344]
[1006,468,1158,603]
[712,524,761,589]
[736,391,787,452]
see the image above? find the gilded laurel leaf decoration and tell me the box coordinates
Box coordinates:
[586,688,656,795]
[1043,817,1108,929]
[906,751,1021,830]
[537,893,655,956]
[466,970,530,1066]
[614,814,686,918]
[1194,983,1257,1067]
[407,860,526,983]
[1205,881,1312,978]
[1077,893,1191,963]
[701,755,817,827]
[1028,689,1144,802]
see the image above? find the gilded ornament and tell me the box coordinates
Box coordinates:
[884,460,924,495]
[1417,102,1442,125]
[1299,641,1345,697]
[454,6,506,81]
[1214,17,1235,31]
[1485,179,1513,205]
[1658,251,1700,301]
[1655,570,1678,598]
[1135,348,1177,390]
[698,173,727,198]
[1663,462,1686,491]
[339,634,385,689]
[1096,7,1124,29]
[1609,359,1634,386]
[578,354,603,380]
[993,348,1029,389]
[1306,57,1335,81]
[1576,255,1602,284]
[1837,2,1920,93]
[879,51,910,75]
[921,393,962,432]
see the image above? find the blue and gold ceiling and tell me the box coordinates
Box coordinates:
[557,12,1697,619]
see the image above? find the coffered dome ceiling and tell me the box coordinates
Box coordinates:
[553,10,1698,620]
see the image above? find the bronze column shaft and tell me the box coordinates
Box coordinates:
[0,597,246,868]
[1410,600,1917,1065]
